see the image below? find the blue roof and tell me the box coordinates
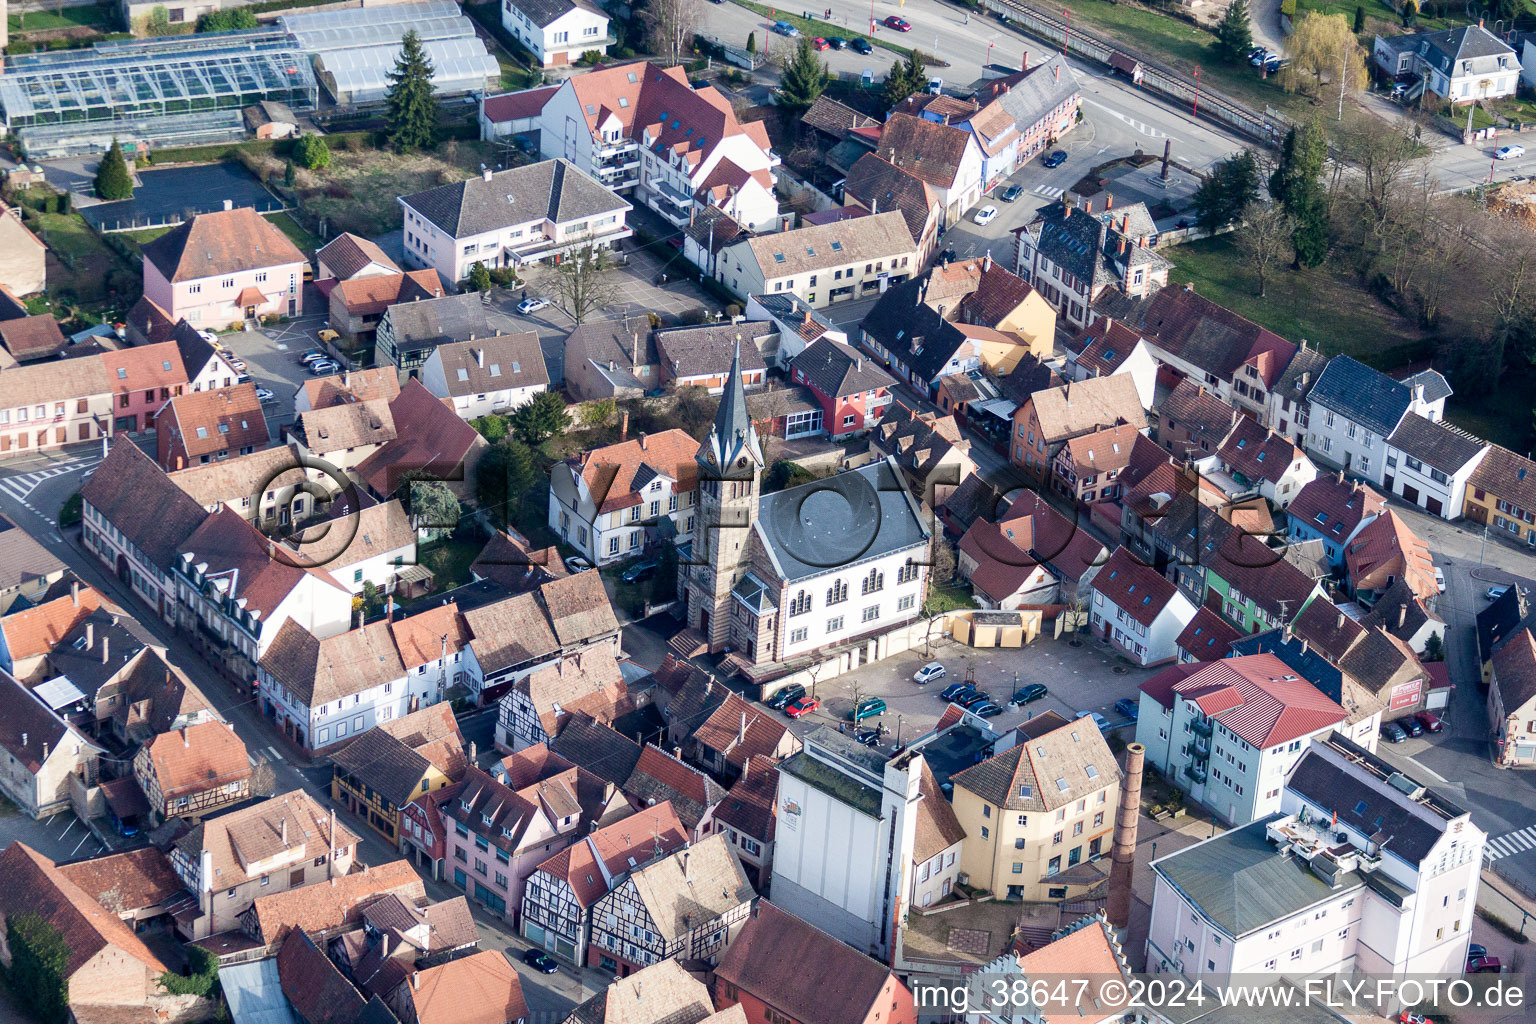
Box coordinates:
[1307,355,1416,437]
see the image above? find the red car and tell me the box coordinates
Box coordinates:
[884,15,911,30]
[1467,955,1501,974]
[1415,710,1444,733]
[812,36,830,50]
[1399,1014,1434,1024]
[786,696,820,718]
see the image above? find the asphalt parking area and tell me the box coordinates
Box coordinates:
[0,803,110,864]
[215,312,332,438]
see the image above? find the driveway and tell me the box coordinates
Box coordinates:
[216,310,334,439]
[1247,0,1286,55]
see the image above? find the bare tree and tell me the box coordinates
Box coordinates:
[250,757,277,798]
[1235,203,1293,298]
[552,244,620,325]
[752,377,799,466]
[1337,113,1429,243]
[642,0,704,65]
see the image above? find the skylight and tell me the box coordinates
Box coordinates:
[1055,778,1070,792]
[830,240,843,251]
[1354,800,1368,815]
[585,103,597,115]
[1085,764,1098,778]
[627,72,638,83]
[117,368,127,379]
[195,426,208,439]
[1018,785,1033,798]
[457,368,469,381]
[619,97,629,107]
[806,247,815,256]
[773,253,786,263]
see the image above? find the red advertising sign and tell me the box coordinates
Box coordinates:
[1389,679,1423,711]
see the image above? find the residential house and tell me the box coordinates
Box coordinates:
[842,153,943,263]
[548,712,644,789]
[167,789,359,939]
[132,720,250,825]
[1156,379,1244,463]
[328,270,444,350]
[547,428,699,567]
[873,113,982,228]
[520,800,689,964]
[1382,413,1488,519]
[169,319,243,393]
[92,646,217,749]
[526,64,780,229]
[329,893,481,1004]
[681,205,748,279]
[501,0,608,66]
[0,515,66,614]
[662,669,801,778]
[0,843,169,1011]
[1063,317,1158,409]
[400,781,466,882]
[420,332,550,419]
[141,207,306,326]
[0,667,102,817]
[276,927,367,1024]
[1008,374,1147,478]
[0,351,115,457]
[0,583,101,680]
[1463,444,1536,547]
[1488,628,1536,767]
[1373,23,1517,104]
[124,296,177,348]
[495,651,631,751]
[1085,547,1197,666]
[862,407,975,509]
[101,341,188,434]
[386,947,528,1024]
[563,959,740,1024]
[399,161,631,284]
[1134,654,1348,825]
[286,399,396,472]
[715,212,918,310]
[238,858,425,955]
[957,489,1106,609]
[316,233,401,284]
[460,575,622,704]
[1200,530,1328,635]
[974,53,1081,165]
[562,314,659,401]
[0,201,46,296]
[353,379,490,501]
[1286,474,1386,568]
[0,312,67,362]
[713,899,918,1024]
[1050,422,1146,507]
[952,710,1119,899]
[479,83,560,140]
[1361,577,1445,655]
[1265,342,1328,445]
[744,292,849,368]
[789,337,896,439]
[373,291,492,377]
[1345,509,1437,606]
[654,322,773,393]
[587,833,754,974]
[1013,196,1167,327]
[1304,355,1451,487]
[622,743,726,841]
[1146,734,1483,977]
[713,754,778,889]
[156,383,268,470]
[1176,606,1241,664]
[1210,416,1317,506]
[55,846,184,936]
[967,915,1133,1024]
[329,703,466,843]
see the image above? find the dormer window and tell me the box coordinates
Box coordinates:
[460,799,473,813]
[482,813,494,827]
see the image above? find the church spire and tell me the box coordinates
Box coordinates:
[699,338,763,476]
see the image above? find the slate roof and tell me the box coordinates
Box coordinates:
[81,440,208,571]
[1176,606,1241,660]
[1386,413,1487,472]
[143,207,305,283]
[1493,628,1536,713]
[791,336,897,399]
[655,321,773,379]
[1133,285,1296,388]
[991,54,1080,129]
[400,160,628,238]
[1271,344,1328,409]
[952,708,1117,811]
[1307,355,1420,437]
[682,205,745,255]
[433,332,549,398]
[549,712,645,786]
[843,153,938,246]
[1398,368,1453,404]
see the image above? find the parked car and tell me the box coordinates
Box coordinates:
[236,372,253,385]
[1400,716,1424,737]
[1468,944,1487,959]
[1042,150,1068,168]
[851,697,887,722]
[197,329,219,344]
[1380,720,1408,743]
[957,690,992,709]
[1000,184,1024,202]
[884,15,910,30]
[913,662,947,685]
[772,20,800,36]
[767,683,807,710]
[1487,585,1511,600]
[813,37,830,50]
[1075,710,1111,731]
[855,727,882,747]
[1249,48,1271,66]
[299,350,329,366]
[940,682,974,702]
[522,949,559,974]
[1497,145,1526,160]
[926,77,943,95]
[1467,955,1502,973]
[517,297,549,314]
[1434,566,1445,593]
[308,360,342,375]
[254,387,276,403]
[826,36,847,48]
[1263,56,1285,72]
[1114,698,1139,720]
[620,561,658,583]
[563,555,592,574]
[1010,683,1048,706]
[785,695,820,718]
[850,37,873,53]
[1415,710,1444,733]
[972,702,1004,719]
[227,358,248,372]
[1398,1014,1433,1024]
[973,205,998,225]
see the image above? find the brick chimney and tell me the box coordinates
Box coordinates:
[1106,742,1144,930]
[619,410,629,443]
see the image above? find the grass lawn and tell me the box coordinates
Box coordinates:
[1445,103,1498,131]
[293,142,501,236]
[1164,236,1432,368]
[924,582,974,616]
[6,6,113,32]
[117,226,170,258]
[1492,96,1536,126]
[265,211,323,256]
[25,209,135,308]
[733,0,914,62]
[418,536,481,591]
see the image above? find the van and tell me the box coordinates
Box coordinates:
[851,697,887,722]
[926,77,943,95]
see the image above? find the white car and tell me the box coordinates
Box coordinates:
[1075,710,1111,731]
[564,555,593,574]
[517,297,550,315]
[254,387,276,403]
[974,205,998,225]
[1434,566,1445,593]
[913,662,946,685]
[227,357,247,372]
[197,330,218,344]
[1497,145,1526,160]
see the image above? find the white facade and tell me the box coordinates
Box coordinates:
[774,550,929,661]
[1065,338,1158,410]
[419,350,547,419]
[718,238,920,310]
[1382,439,1487,522]
[501,0,608,68]
[186,349,242,393]
[81,501,179,627]
[547,463,696,567]
[258,657,447,752]
[1088,588,1196,668]
[1307,393,1445,488]
[175,555,352,664]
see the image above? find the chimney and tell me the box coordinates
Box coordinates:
[619,410,629,442]
[1105,193,1114,210]
[222,199,233,211]
[101,637,109,665]
[71,582,80,607]
[1300,371,1310,388]
[1160,139,1171,181]
[1107,742,1144,931]
[41,742,48,762]
[631,331,640,367]
[1337,610,1345,629]
[386,596,395,622]
[1084,199,1093,215]
[182,727,189,747]
[476,348,485,368]
[412,972,419,990]
[682,851,690,881]
[1398,604,1407,630]
[482,167,493,182]
[856,358,863,371]
[282,816,288,844]
[1118,238,1127,255]
[983,252,992,273]
[469,740,478,762]
[738,712,747,745]
[639,432,648,450]
[86,623,94,649]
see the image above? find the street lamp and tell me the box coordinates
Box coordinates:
[1192,67,1201,119]
[1063,6,1071,55]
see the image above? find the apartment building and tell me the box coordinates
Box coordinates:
[716,212,918,310]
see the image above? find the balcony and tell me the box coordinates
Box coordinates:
[1183,763,1208,785]
[1192,737,1210,760]
[1191,718,1213,738]
[648,180,694,227]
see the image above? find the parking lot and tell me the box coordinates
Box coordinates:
[782,631,1154,752]
[0,801,110,865]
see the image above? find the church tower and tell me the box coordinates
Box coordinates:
[687,341,764,652]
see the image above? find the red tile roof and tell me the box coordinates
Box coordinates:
[143,207,305,284]
[570,428,699,514]
[390,602,470,670]
[101,340,188,396]
[1089,546,1181,627]
[482,85,560,123]
[142,720,250,800]
[160,383,268,462]
[1168,654,1347,747]
[402,949,528,1024]
[1,587,104,660]
[1345,509,1436,600]
[534,800,688,906]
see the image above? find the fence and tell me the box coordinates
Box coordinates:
[979,0,1292,146]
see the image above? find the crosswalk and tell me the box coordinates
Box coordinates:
[1033,185,1065,199]
[1484,825,1536,863]
[0,455,101,526]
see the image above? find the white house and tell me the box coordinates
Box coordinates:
[398,160,631,284]
[1382,413,1489,520]
[1146,733,1483,979]
[1084,547,1197,667]
[170,320,244,393]
[714,212,918,309]
[501,0,609,68]
[1134,654,1348,827]
[1305,356,1451,488]
[420,333,550,419]
[260,620,421,754]
[547,428,698,567]
[873,113,983,229]
[1063,318,1158,410]
[1374,24,1517,104]
[315,233,401,284]
[520,63,781,231]
[1210,416,1317,507]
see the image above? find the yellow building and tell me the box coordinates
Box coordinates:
[950,711,1119,901]
[1463,445,1536,548]
[328,704,465,843]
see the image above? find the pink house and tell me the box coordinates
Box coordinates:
[141,207,307,329]
[100,340,188,434]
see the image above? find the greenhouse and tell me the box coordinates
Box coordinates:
[0,30,317,136]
